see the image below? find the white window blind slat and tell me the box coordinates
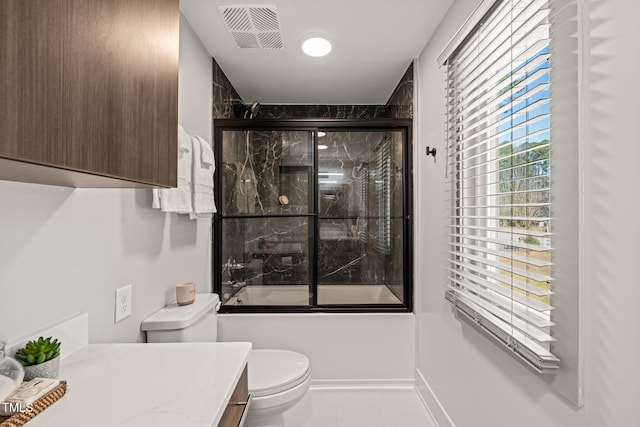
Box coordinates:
[447,271,553,312]
[454,0,549,80]
[447,67,550,133]
[452,0,514,62]
[449,110,550,157]
[446,290,560,366]
[446,282,555,328]
[447,242,553,267]
[452,25,550,105]
[447,287,556,342]
[448,223,552,237]
[448,258,552,297]
[448,188,551,205]
[452,12,550,103]
[446,289,560,359]
[456,95,550,147]
[448,232,552,252]
[444,0,558,372]
[447,250,553,283]
[450,138,550,173]
[449,214,552,222]
[449,152,551,186]
[447,172,552,196]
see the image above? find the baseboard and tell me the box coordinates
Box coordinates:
[415,369,456,427]
[310,378,415,389]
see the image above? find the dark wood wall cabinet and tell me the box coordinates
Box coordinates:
[0,0,179,188]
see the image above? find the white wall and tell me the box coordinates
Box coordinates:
[0,16,213,344]
[179,13,213,144]
[414,0,640,426]
[219,313,415,383]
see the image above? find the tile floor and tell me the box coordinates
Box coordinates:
[281,387,437,427]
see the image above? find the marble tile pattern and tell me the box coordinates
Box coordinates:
[220,130,312,215]
[212,57,243,119]
[218,127,405,303]
[221,216,311,291]
[385,62,414,119]
[256,104,388,120]
[219,130,315,302]
[317,131,404,296]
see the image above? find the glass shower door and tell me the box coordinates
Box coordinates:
[316,130,405,305]
[218,129,314,306]
[214,120,411,312]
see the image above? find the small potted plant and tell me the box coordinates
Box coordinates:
[14,336,61,381]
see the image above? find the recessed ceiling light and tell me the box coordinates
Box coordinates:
[318,131,327,137]
[302,37,332,57]
[318,144,328,150]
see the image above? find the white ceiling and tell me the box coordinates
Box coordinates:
[180,0,453,105]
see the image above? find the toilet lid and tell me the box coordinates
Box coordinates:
[248,350,310,397]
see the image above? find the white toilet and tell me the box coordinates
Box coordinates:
[141,293,310,427]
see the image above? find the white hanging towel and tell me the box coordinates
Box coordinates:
[152,125,193,214]
[190,135,217,219]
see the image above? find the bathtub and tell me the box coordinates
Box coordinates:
[225,284,401,306]
[218,309,415,384]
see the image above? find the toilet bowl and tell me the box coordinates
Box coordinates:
[245,349,310,426]
[141,293,310,426]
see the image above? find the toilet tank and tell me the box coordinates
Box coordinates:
[141,293,220,343]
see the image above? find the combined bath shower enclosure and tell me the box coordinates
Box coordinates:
[213,120,412,312]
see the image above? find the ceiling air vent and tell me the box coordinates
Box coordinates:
[219,5,284,49]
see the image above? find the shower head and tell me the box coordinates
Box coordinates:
[245,101,261,119]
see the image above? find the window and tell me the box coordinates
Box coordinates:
[443,0,559,372]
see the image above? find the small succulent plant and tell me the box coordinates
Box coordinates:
[14,336,61,367]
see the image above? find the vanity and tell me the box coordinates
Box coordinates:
[25,342,251,426]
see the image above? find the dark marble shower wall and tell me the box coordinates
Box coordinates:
[386,62,414,119]
[220,130,313,216]
[212,57,243,119]
[257,105,388,120]
[211,60,414,120]
[217,127,407,304]
[213,57,412,306]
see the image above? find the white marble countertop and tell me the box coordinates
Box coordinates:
[26,342,252,427]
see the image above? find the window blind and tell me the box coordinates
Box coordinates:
[358,164,369,243]
[375,136,392,255]
[444,0,560,373]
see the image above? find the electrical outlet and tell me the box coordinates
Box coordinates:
[115,284,133,323]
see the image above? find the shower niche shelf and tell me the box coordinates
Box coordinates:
[278,165,313,215]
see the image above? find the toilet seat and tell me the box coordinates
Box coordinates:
[248,349,310,398]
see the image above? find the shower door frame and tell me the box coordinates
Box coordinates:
[213,119,413,313]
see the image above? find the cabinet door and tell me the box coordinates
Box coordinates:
[0,0,178,187]
[218,365,250,427]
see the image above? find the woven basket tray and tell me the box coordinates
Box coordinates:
[0,381,67,427]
